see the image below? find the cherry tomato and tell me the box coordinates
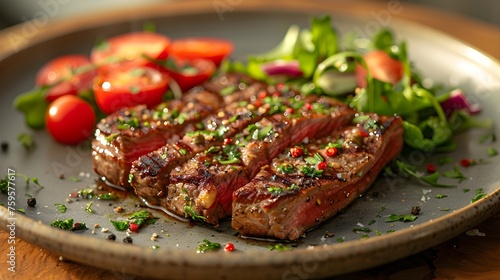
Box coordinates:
[36,54,97,102]
[161,58,216,91]
[355,50,403,88]
[93,65,169,114]
[91,32,170,68]
[45,95,96,145]
[167,38,233,66]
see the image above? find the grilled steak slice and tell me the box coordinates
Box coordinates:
[232,113,404,240]
[133,95,356,225]
[92,73,266,187]
[129,100,269,193]
[92,90,222,187]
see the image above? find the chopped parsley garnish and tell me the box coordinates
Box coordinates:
[105,133,120,142]
[128,173,134,184]
[441,207,451,211]
[85,201,93,213]
[277,163,295,174]
[487,147,498,157]
[54,203,67,213]
[353,227,372,233]
[251,124,274,140]
[69,177,82,182]
[16,208,25,214]
[435,194,448,199]
[110,210,158,231]
[179,148,187,156]
[215,144,242,165]
[304,153,324,165]
[220,85,238,96]
[267,183,299,196]
[110,220,129,231]
[97,193,117,200]
[183,201,206,222]
[387,160,454,187]
[368,219,376,225]
[300,165,323,177]
[77,188,95,199]
[442,166,467,182]
[471,188,487,203]
[197,239,221,253]
[18,133,35,150]
[336,237,345,243]
[129,210,158,227]
[385,214,418,223]
[51,218,87,231]
[268,244,291,251]
[117,117,139,130]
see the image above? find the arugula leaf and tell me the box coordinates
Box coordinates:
[51,218,87,231]
[110,220,129,231]
[448,110,493,133]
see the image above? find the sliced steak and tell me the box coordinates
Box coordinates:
[92,90,222,187]
[92,73,265,187]
[133,95,356,225]
[232,113,404,240]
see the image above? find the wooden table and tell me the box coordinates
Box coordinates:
[1,1,499,279]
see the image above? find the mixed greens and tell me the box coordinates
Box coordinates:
[226,15,491,154]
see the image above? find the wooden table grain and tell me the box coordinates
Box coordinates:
[1,1,499,279]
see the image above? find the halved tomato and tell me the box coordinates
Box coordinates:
[35,54,97,102]
[167,38,233,66]
[160,58,216,91]
[355,50,403,88]
[93,65,169,114]
[91,32,170,68]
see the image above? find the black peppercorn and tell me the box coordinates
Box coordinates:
[123,236,133,244]
[27,197,36,207]
[106,234,116,241]
[1,142,8,152]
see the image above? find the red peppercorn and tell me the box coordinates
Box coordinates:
[304,103,312,111]
[290,146,303,158]
[358,130,369,137]
[326,147,338,157]
[285,107,294,114]
[223,138,232,145]
[426,163,436,173]
[129,223,139,233]
[317,161,327,170]
[460,158,470,167]
[224,242,235,252]
[258,91,267,99]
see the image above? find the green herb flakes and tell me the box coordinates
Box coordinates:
[471,188,487,203]
[54,203,67,213]
[110,220,129,231]
[18,133,35,150]
[435,194,448,199]
[51,218,87,231]
[268,244,291,251]
[487,147,498,157]
[385,214,418,223]
[442,166,467,183]
[197,239,221,253]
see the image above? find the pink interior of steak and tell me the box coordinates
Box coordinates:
[232,114,404,240]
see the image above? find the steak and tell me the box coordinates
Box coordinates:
[231,113,404,240]
[131,94,357,225]
[92,73,266,187]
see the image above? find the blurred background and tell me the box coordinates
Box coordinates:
[0,0,499,29]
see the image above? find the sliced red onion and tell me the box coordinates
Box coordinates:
[440,89,481,117]
[260,60,303,77]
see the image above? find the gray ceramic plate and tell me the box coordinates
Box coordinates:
[1,1,500,279]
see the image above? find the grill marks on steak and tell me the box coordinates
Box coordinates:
[231,113,404,240]
[132,95,357,225]
[92,73,264,187]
